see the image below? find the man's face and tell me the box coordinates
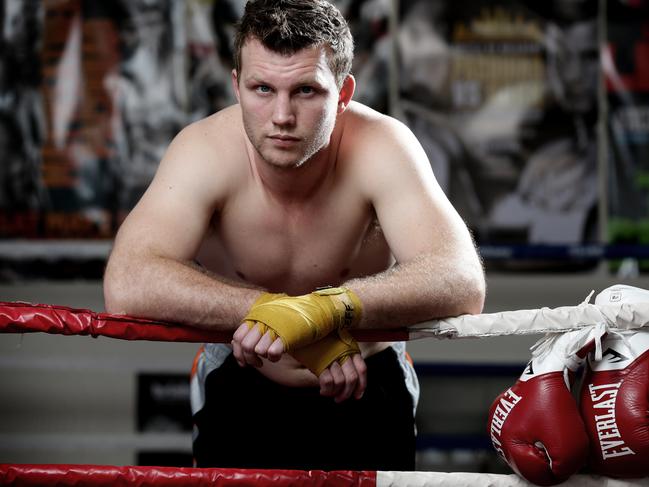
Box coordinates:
[233,38,342,169]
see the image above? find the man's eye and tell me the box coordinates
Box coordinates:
[256,85,271,93]
[299,86,314,95]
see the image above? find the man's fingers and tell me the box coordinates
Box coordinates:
[232,322,252,342]
[267,337,285,361]
[318,355,368,402]
[329,361,345,389]
[239,324,262,350]
[321,361,345,399]
[231,338,244,366]
[239,324,263,367]
[319,362,344,397]
[352,354,367,399]
[231,322,252,366]
[254,331,275,357]
[336,357,359,403]
[319,369,334,396]
[233,322,283,366]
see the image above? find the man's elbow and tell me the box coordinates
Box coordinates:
[104,285,124,315]
[103,260,135,315]
[464,288,485,315]
[458,273,486,316]
[103,276,128,315]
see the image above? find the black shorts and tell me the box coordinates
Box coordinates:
[192,346,416,471]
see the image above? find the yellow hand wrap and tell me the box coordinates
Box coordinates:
[244,292,285,341]
[243,287,363,351]
[291,329,360,376]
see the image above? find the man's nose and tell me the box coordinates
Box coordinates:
[272,94,296,126]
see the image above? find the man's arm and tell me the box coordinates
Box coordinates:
[345,113,485,328]
[104,120,262,330]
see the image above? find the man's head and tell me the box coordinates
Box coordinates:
[234,0,354,89]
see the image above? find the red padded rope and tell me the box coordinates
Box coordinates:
[0,464,377,487]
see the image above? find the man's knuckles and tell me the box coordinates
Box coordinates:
[353,356,367,374]
[342,367,358,384]
[232,323,250,341]
[253,332,273,355]
[268,338,284,357]
[319,372,334,389]
[240,329,262,349]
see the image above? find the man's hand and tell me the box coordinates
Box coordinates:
[233,288,362,368]
[289,329,367,402]
[319,354,367,403]
[242,287,363,351]
[232,292,287,367]
[232,317,367,403]
[231,321,285,367]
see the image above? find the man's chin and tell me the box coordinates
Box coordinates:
[261,151,307,170]
[267,160,306,171]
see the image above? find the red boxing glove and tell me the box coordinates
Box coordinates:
[579,285,649,478]
[487,325,605,486]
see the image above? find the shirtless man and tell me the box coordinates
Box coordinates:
[104,0,485,471]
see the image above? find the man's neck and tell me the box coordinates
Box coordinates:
[249,143,339,203]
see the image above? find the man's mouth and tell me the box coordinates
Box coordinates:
[269,134,300,147]
[269,134,300,141]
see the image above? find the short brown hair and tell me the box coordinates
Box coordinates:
[234,0,354,88]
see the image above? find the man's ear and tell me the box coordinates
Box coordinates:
[337,74,356,114]
[232,69,241,102]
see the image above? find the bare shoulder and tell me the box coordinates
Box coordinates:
[345,101,416,135]
[170,105,244,167]
[127,104,248,223]
[340,102,431,187]
[342,102,426,163]
[158,105,247,192]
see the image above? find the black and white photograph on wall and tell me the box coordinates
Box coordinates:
[606,0,649,271]
[0,0,46,237]
[396,0,600,255]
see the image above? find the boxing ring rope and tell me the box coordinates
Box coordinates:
[1,464,648,486]
[0,464,377,487]
[2,298,649,486]
[2,298,649,343]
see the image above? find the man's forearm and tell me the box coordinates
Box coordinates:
[104,253,261,330]
[345,252,485,329]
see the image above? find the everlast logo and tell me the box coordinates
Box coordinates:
[588,382,636,460]
[490,389,522,458]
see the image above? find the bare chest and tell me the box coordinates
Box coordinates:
[196,190,392,294]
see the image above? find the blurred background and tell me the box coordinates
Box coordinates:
[1,0,649,473]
